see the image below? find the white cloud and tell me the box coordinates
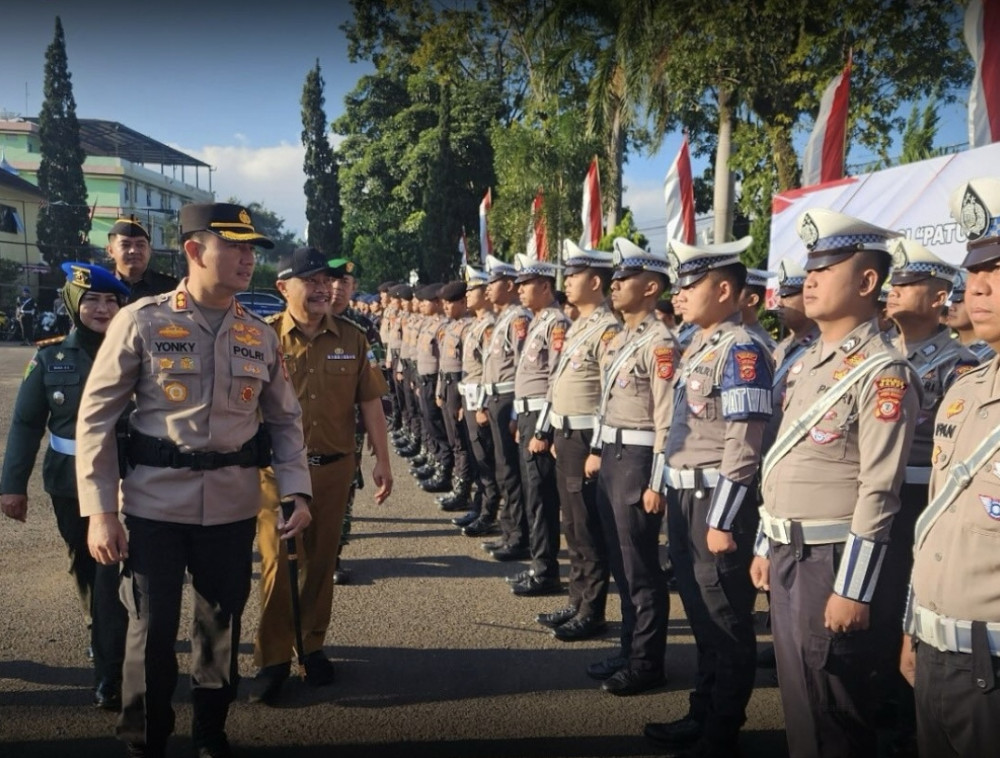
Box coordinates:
[623,178,667,252]
[172,141,308,238]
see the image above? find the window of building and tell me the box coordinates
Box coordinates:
[0,203,24,234]
[123,183,130,203]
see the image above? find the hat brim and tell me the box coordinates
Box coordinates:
[803,250,856,271]
[611,267,644,281]
[676,270,710,288]
[209,229,275,249]
[277,264,335,281]
[962,239,1000,270]
[890,271,954,286]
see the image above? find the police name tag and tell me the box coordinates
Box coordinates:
[327,353,356,360]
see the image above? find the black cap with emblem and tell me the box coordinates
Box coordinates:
[108,215,149,241]
[951,178,1000,269]
[276,247,336,280]
[179,202,275,249]
[438,281,468,302]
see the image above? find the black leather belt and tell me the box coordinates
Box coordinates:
[419,374,437,385]
[128,428,266,471]
[308,452,348,467]
[443,371,462,382]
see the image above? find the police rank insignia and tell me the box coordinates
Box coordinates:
[159,324,190,339]
[979,495,1000,520]
[946,399,965,418]
[163,381,187,402]
[159,358,175,370]
[180,357,195,370]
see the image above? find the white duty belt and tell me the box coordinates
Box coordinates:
[598,425,655,448]
[513,397,546,414]
[758,507,852,545]
[549,412,595,431]
[482,381,515,396]
[662,466,720,490]
[914,606,1000,657]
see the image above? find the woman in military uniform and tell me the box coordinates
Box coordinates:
[0,262,131,710]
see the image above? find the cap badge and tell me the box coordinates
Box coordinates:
[891,244,908,270]
[667,250,681,273]
[961,186,990,241]
[612,246,623,266]
[238,208,251,225]
[70,265,91,289]
[778,262,788,284]
[800,214,819,249]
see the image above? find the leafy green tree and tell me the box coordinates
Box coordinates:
[301,60,342,256]
[35,17,90,267]
[226,198,297,264]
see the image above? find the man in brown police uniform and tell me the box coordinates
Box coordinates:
[457,266,503,535]
[902,177,1000,757]
[944,271,996,363]
[434,281,476,512]
[478,255,533,561]
[750,208,920,758]
[106,216,178,303]
[506,253,571,595]
[586,237,678,696]
[535,240,620,640]
[646,237,774,757]
[249,247,391,705]
[77,203,313,758]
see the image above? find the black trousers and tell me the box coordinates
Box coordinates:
[52,495,128,685]
[667,487,758,747]
[597,444,666,672]
[556,428,609,620]
[117,515,255,750]
[517,409,560,579]
[463,403,500,518]
[486,393,527,549]
[442,379,473,482]
[915,643,1000,758]
[770,540,886,758]
[418,375,452,469]
[403,364,423,442]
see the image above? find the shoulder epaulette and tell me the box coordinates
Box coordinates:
[263,312,283,326]
[954,359,991,383]
[133,293,167,309]
[242,307,269,325]
[34,335,66,348]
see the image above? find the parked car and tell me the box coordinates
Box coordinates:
[235,290,285,317]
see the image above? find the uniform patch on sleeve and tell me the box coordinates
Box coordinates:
[654,346,675,380]
[513,317,529,341]
[24,358,37,378]
[873,376,906,422]
[552,325,566,353]
[720,342,773,420]
[601,328,616,343]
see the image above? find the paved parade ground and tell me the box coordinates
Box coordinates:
[0,344,788,758]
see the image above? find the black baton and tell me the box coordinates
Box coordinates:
[279,499,307,672]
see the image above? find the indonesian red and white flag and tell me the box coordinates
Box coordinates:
[801,59,851,187]
[458,226,469,269]
[579,157,602,249]
[965,0,1000,147]
[479,189,494,260]
[663,134,695,245]
[525,188,548,262]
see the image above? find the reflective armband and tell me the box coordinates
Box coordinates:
[753,522,770,558]
[833,532,888,603]
[535,400,553,435]
[648,451,666,492]
[705,475,748,531]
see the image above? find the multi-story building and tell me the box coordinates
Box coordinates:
[0,117,214,281]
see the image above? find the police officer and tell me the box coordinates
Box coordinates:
[586,237,678,696]
[506,253,570,596]
[250,247,391,704]
[15,285,37,344]
[76,203,313,758]
[389,285,420,456]
[458,266,503,536]
[413,284,453,492]
[645,238,773,757]
[902,177,1000,757]
[750,208,920,758]
[535,240,620,640]
[435,281,477,512]
[478,254,532,561]
[105,216,178,302]
[1,262,131,710]
[740,267,777,351]
[945,271,996,363]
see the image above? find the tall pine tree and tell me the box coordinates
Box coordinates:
[36,17,90,266]
[300,60,342,256]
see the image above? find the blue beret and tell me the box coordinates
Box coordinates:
[61,262,130,298]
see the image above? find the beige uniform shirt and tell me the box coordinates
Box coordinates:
[910,358,1000,624]
[666,314,774,484]
[548,305,620,418]
[272,311,388,456]
[436,315,471,399]
[76,283,311,526]
[514,305,569,400]
[481,305,531,386]
[416,314,446,376]
[764,324,821,453]
[461,312,495,411]
[761,319,919,600]
[893,328,978,467]
[597,311,678,454]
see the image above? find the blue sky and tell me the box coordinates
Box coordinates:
[0,2,973,256]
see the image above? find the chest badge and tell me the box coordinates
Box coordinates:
[979,495,1000,520]
[946,399,965,418]
[240,386,255,403]
[52,390,65,405]
[163,381,188,403]
[159,323,190,339]
[791,361,803,375]
[809,427,842,445]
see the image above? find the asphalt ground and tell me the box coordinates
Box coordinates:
[0,344,789,757]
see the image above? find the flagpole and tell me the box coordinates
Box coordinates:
[842,48,853,180]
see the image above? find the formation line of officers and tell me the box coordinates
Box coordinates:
[378,176,1000,758]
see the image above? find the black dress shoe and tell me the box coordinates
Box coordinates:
[408,454,429,468]
[511,575,563,596]
[553,615,607,641]
[601,667,666,696]
[506,568,534,584]
[643,715,704,749]
[303,650,335,687]
[491,545,531,562]
[332,564,351,585]
[586,654,630,680]
[247,662,290,704]
[451,510,480,527]
[481,539,505,552]
[439,496,469,512]
[536,605,578,628]
[93,677,121,711]
[195,734,234,758]
[420,474,452,493]
[462,517,499,537]
[412,464,436,479]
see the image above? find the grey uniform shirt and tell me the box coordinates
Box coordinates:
[548,305,620,418]
[481,305,532,386]
[514,305,570,400]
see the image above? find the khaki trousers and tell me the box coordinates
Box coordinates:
[254,455,355,668]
